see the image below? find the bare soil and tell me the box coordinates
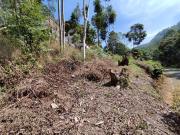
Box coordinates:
[0,59,179,135]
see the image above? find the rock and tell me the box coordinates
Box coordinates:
[71,75,75,78]
[116,85,120,89]
[59,115,65,120]
[74,116,79,123]
[135,130,144,135]
[90,96,94,100]
[51,103,59,109]
[95,121,104,126]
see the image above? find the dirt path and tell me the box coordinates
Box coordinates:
[163,68,180,105]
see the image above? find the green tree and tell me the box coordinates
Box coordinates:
[72,33,81,44]
[107,31,128,55]
[105,5,116,32]
[92,0,116,47]
[1,0,50,55]
[107,31,119,53]
[65,3,82,35]
[66,5,96,46]
[92,0,104,46]
[70,3,81,25]
[86,22,96,45]
[115,43,128,56]
[125,23,147,48]
[157,31,180,67]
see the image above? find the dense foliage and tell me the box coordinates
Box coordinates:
[0,0,50,56]
[125,24,147,48]
[140,22,180,50]
[106,31,128,55]
[156,30,180,67]
[138,22,180,67]
[65,4,96,45]
[92,0,116,46]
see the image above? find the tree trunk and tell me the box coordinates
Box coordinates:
[109,70,120,86]
[118,55,129,66]
[61,0,65,51]
[83,0,89,61]
[109,68,129,88]
[97,29,100,47]
[58,0,61,52]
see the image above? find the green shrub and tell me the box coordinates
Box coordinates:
[137,60,163,79]
[72,33,81,44]
[172,88,180,112]
[151,68,163,79]
[111,54,122,62]
[86,46,109,60]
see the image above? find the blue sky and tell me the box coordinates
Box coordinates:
[45,0,180,45]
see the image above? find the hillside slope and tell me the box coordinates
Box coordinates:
[140,22,180,50]
[0,59,179,134]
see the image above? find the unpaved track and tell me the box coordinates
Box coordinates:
[163,68,180,105]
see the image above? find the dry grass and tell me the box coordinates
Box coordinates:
[155,76,174,105]
[172,85,180,113]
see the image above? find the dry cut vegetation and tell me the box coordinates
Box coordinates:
[0,59,179,134]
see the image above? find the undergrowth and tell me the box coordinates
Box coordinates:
[136,60,163,79]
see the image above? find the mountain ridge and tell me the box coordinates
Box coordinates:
[139,21,180,49]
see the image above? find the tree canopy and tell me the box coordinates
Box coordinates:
[1,0,50,55]
[125,23,147,48]
[106,31,128,55]
[92,0,116,46]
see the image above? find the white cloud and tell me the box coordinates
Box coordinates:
[110,0,180,43]
[112,0,180,18]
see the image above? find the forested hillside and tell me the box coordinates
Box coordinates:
[138,22,180,67]
[140,22,180,50]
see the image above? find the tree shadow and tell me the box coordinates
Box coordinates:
[162,112,180,134]
[103,81,117,87]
